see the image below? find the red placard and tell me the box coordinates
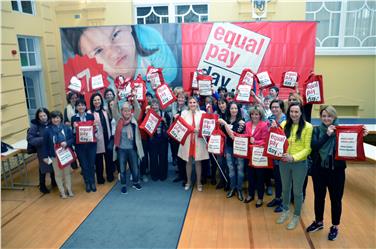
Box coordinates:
[167,116,195,145]
[281,71,299,89]
[233,133,249,158]
[198,113,218,138]
[146,66,165,90]
[335,125,365,161]
[155,83,177,110]
[238,68,255,87]
[256,71,274,89]
[303,73,324,105]
[263,127,289,160]
[54,144,77,169]
[197,74,212,96]
[207,128,225,155]
[139,109,162,137]
[75,121,96,144]
[248,145,272,168]
[235,84,253,103]
[133,74,146,102]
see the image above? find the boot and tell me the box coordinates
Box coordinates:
[39,184,50,194]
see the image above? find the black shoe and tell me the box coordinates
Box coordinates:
[227,189,235,198]
[201,178,207,185]
[91,184,97,192]
[97,178,105,184]
[121,186,128,194]
[85,184,91,193]
[328,226,338,241]
[107,176,114,182]
[132,183,142,190]
[211,178,217,185]
[216,182,224,189]
[244,196,254,203]
[306,221,324,233]
[224,183,230,192]
[267,198,281,207]
[39,185,50,194]
[51,180,57,188]
[237,190,244,202]
[274,205,283,213]
[173,177,183,183]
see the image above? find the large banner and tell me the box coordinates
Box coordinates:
[61,22,316,99]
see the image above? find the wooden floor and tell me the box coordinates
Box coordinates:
[1,159,376,249]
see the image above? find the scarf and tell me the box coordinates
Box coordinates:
[318,119,338,168]
[95,109,110,144]
[122,118,134,140]
[51,124,65,144]
[66,104,75,122]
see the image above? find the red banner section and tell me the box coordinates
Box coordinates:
[181,22,316,99]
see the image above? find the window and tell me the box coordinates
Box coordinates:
[17,36,40,70]
[306,0,375,55]
[135,2,208,24]
[11,0,35,15]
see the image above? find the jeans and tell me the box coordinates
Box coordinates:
[280,160,308,216]
[118,148,139,185]
[225,145,244,190]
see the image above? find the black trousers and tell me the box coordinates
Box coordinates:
[140,139,149,176]
[312,167,345,225]
[273,161,282,199]
[247,167,267,199]
[95,150,114,183]
[149,136,168,181]
[39,168,56,186]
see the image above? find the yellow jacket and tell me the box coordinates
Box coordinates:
[280,121,313,162]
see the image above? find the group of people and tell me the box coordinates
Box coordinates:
[27,81,367,241]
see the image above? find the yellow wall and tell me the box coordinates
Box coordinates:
[1,1,64,143]
[1,0,375,144]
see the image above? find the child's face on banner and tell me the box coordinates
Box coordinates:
[79,26,138,80]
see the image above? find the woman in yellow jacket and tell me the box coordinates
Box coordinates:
[276,102,313,230]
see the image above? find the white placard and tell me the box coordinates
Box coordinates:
[55,147,74,166]
[169,120,188,143]
[157,84,174,105]
[91,74,104,90]
[338,132,358,157]
[145,113,160,134]
[283,71,298,87]
[150,73,162,89]
[252,147,268,167]
[208,135,221,154]
[199,80,212,96]
[242,71,254,86]
[201,118,216,137]
[78,126,94,143]
[68,76,82,92]
[236,84,252,102]
[257,71,272,88]
[306,81,321,102]
[266,132,286,157]
[233,136,248,157]
[192,71,198,89]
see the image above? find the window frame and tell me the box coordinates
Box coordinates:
[17,35,42,71]
[11,0,36,16]
[306,0,375,56]
[133,0,209,24]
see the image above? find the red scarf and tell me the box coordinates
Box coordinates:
[114,117,133,148]
[189,111,196,158]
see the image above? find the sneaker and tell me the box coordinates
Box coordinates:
[276,210,290,224]
[197,185,203,192]
[184,184,191,191]
[287,215,300,230]
[67,190,74,197]
[227,188,235,198]
[132,183,142,190]
[118,173,121,181]
[266,186,273,196]
[274,205,283,213]
[328,226,338,241]
[60,192,68,199]
[121,186,128,194]
[244,196,254,203]
[306,221,324,233]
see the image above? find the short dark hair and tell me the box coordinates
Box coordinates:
[270,86,279,95]
[66,92,78,104]
[50,110,63,121]
[270,99,284,111]
[75,98,87,108]
[35,107,50,122]
[104,88,115,97]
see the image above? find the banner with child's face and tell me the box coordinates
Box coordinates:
[61,21,316,98]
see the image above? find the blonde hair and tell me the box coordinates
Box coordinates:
[121,101,133,111]
[320,105,337,119]
[288,92,303,105]
[248,105,265,120]
[173,86,184,96]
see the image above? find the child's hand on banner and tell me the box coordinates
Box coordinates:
[60,141,67,148]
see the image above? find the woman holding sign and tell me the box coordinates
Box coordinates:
[276,102,313,230]
[178,96,209,192]
[218,102,246,201]
[244,106,269,207]
[42,111,75,199]
[71,99,97,193]
[306,106,367,240]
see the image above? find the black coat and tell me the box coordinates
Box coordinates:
[27,119,52,173]
[42,124,74,159]
[310,126,346,171]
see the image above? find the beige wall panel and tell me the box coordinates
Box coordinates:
[1,60,22,77]
[43,33,57,46]
[104,2,133,25]
[209,2,240,22]
[1,1,12,12]
[1,89,27,107]
[44,58,58,72]
[4,129,28,144]
[1,116,29,140]
[1,44,19,60]
[45,46,57,59]
[1,27,17,44]
[273,1,305,20]
[50,82,64,95]
[0,75,23,93]
[47,71,60,84]
[1,102,29,121]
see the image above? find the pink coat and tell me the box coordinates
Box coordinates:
[244,121,269,146]
[89,110,111,154]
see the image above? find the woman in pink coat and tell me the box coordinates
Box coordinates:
[244,106,269,207]
[178,96,209,192]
